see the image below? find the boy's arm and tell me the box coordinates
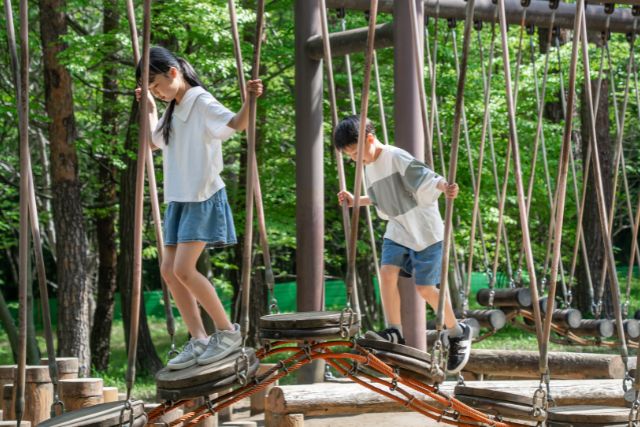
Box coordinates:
[338,190,372,207]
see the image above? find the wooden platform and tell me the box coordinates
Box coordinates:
[264,378,627,424]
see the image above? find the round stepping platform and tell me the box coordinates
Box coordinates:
[260,311,360,340]
[454,384,545,421]
[455,394,545,421]
[547,405,630,426]
[156,349,259,401]
[37,400,146,427]
[356,338,445,384]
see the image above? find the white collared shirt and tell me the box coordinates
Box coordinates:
[151,86,236,203]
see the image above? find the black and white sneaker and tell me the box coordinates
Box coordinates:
[364,327,406,345]
[446,323,472,374]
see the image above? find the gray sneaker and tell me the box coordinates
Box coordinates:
[198,324,242,365]
[167,338,207,370]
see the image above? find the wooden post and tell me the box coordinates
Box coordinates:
[0,367,15,395]
[251,363,278,415]
[2,385,13,420]
[59,378,103,411]
[40,357,79,380]
[102,386,118,403]
[21,366,53,425]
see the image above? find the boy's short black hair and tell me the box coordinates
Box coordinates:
[333,115,376,150]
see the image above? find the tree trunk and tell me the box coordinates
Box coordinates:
[577,78,613,316]
[39,0,91,375]
[117,99,163,375]
[90,0,120,372]
[0,288,19,361]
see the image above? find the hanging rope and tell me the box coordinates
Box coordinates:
[346,0,378,310]
[578,1,632,388]
[4,0,63,417]
[495,0,545,378]
[227,0,278,314]
[541,0,583,382]
[462,16,498,309]
[341,9,382,319]
[13,0,29,422]
[125,0,151,401]
[124,0,177,355]
[435,0,475,350]
[239,0,266,344]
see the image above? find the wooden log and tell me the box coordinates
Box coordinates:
[551,309,582,329]
[264,413,303,427]
[40,357,79,380]
[570,319,614,338]
[22,366,53,426]
[463,349,625,380]
[0,409,3,421]
[477,288,532,308]
[59,378,103,411]
[464,309,507,330]
[305,23,393,61]
[612,319,640,339]
[102,386,118,403]
[251,363,278,416]
[1,385,13,421]
[0,421,30,426]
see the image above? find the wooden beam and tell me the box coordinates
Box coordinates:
[326,0,639,34]
[463,349,625,380]
[306,23,393,60]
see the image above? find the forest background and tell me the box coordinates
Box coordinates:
[0,0,639,379]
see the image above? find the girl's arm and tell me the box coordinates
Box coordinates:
[227,79,264,131]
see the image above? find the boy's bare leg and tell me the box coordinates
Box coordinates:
[380,265,402,326]
[416,285,458,330]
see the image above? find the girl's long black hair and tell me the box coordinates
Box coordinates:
[136,46,205,145]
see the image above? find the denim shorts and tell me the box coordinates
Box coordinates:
[164,188,237,248]
[381,239,443,286]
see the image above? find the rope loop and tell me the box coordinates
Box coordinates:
[206,399,216,416]
[269,299,279,315]
[520,0,530,7]
[548,0,559,10]
[634,5,640,17]
[623,373,634,393]
[168,336,180,359]
[235,349,250,386]
[335,7,346,19]
[278,360,289,375]
[474,20,482,31]
[447,18,457,29]
[302,343,313,362]
[526,24,535,36]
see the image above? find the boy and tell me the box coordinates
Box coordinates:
[334,115,472,374]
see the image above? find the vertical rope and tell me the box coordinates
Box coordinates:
[228,0,277,314]
[240,0,266,341]
[124,0,177,350]
[15,0,29,421]
[435,0,475,334]
[346,0,378,310]
[126,0,151,399]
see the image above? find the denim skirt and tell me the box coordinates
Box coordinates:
[164,188,237,248]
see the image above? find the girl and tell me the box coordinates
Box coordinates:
[136,46,263,370]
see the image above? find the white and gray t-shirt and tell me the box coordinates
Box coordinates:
[365,145,446,251]
[151,86,236,203]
